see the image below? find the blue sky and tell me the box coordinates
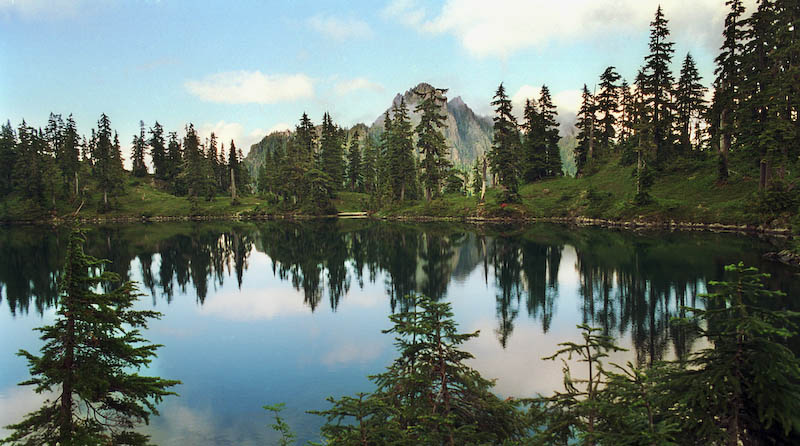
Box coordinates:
[0,0,753,160]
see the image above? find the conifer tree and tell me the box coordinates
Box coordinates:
[673,263,800,444]
[471,157,483,196]
[60,115,81,197]
[771,0,800,166]
[619,80,634,143]
[642,6,676,163]
[676,53,707,154]
[319,112,345,191]
[148,122,167,180]
[165,131,183,194]
[0,121,16,195]
[713,0,746,180]
[574,85,596,176]
[1,229,180,446]
[131,121,148,177]
[361,135,378,194]
[345,130,363,192]
[206,133,220,192]
[522,98,546,181]
[228,140,240,201]
[539,86,562,177]
[386,100,415,201]
[281,113,316,205]
[531,324,625,446]
[488,83,522,200]
[181,124,213,200]
[596,67,621,153]
[313,295,525,445]
[93,114,116,210]
[414,86,450,201]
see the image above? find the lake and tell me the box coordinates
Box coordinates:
[0,221,797,445]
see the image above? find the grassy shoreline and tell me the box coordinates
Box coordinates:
[1,157,797,238]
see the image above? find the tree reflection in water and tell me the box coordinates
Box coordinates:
[0,221,795,362]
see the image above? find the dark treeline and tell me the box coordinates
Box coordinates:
[2,221,795,361]
[0,114,251,214]
[561,2,799,205]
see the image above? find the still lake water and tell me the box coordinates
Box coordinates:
[0,221,797,445]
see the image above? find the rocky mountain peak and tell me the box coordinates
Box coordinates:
[448,96,466,108]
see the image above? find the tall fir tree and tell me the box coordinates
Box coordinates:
[0,121,16,195]
[319,112,345,191]
[574,85,596,176]
[414,86,451,201]
[60,115,81,197]
[596,66,621,153]
[619,79,634,143]
[522,98,546,181]
[181,124,213,200]
[166,131,183,194]
[131,121,148,177]
[148,122,167,180]
[1,229,180,446]
[540,86,563,177]
[205,133,221,192]
[387,99,415,201]
[93,114,116,209]
[712,0,746,180]
[676,53,707,154]
[642,6,676,163]
[346,130,363,192]
[488,83,522,200]
[361,135,378,195]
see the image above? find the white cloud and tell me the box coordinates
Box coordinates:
[0,0,87,20]
[196,121,265,156]
[382,0,427,27]
[184,71,314,105]
[388,0,755,58]
[321,341,382,366]
[553,89,582,116]
[511,85,582,117]
[510,84,541,113]
[308,14,372,40]
[334,77,385,96]
[267,122,291,134]
[200,286,308,321]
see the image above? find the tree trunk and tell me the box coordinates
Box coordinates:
[103,189,108,209]
[60,312,75,442]
[230,168,237,201]
[636,149,643,195]
[588,115,595,160]
[480,157,487,203]
[74,172,79,197]
[720,107,731,180]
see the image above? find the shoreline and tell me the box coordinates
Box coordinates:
[1,212,793,238]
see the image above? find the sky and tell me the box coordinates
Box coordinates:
[0,0,756,160]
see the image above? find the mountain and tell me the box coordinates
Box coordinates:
[244,82,575,176]
[368,82,493,166]
[245,83,494,173]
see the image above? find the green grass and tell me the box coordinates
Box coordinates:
[2,156,795,229]
[378,154,796,227]
[332,192,370,213]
